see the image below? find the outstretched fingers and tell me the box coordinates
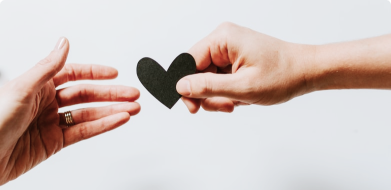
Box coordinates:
[62,112,131,147]
[56,85,140,107]
[59,102,140,127]
[53,64,118,87]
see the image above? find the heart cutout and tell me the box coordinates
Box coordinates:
[137,53,196,109]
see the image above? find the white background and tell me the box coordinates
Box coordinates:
[1,0,391,189]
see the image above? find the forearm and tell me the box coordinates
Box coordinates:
[306,34,391,91]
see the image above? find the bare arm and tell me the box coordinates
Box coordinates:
[176,22,391,113]
[310,34,391,91]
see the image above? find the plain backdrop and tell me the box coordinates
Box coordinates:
[1,0,391,189]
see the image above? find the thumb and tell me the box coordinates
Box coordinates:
[17,37,69,92]
[177,72,248,100]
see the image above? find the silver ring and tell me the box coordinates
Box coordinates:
[64,111,75,127]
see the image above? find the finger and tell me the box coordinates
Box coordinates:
[180,60,229,114]
[56,85,140,107]
[16,37,69,93]
[59,102,140,126]
[188,36,212,71]
[201,97,235,113]
[232,101,251,107]
[189,33,231,71]
[176,72,249,100]
[53,64,118,87]
[63,112,130,147]
[180,64,216,114]
[199,64,217,73]
[188,22,241,71]
[181,97,201,114]
[217,65,233,74]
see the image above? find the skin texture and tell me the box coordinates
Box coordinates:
[176,22,314,113]
[177,22,391,113]
[0,38,141,185]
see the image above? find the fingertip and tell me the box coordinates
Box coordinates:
[54,37,69,69]
[118,112,131,123]
[55,37,69,50]
[113,69,119,78]
[181,97,201,114]
[133,88,141,100]
[90,64,118,79]
[177,79,191,96]
[107,66,119,79]
[64,37,70,48]
[127,102,141,116]
[188,37,213,71]
[108,112,131,131]
[124,87,140,101]
[56,37,70,57]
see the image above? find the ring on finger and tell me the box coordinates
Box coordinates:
[64,111,75,127]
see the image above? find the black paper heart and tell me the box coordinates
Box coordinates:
[137,53,196,109]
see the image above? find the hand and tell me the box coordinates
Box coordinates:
[0,38,140,185]
[176,22,315,113]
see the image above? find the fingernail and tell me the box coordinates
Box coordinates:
[177,79,191,96]
[55,37,66,50]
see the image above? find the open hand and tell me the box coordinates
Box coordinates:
[0,38,140,185]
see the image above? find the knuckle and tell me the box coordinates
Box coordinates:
[64,64,76,81]
[38,57,52,66]
[80,109,90,122]
[78,85,90,102]
[109,86,119,101]
[210,22,240,54]
[237,75,257,99]
[216,22,237,37]
[37,56,59,76]
[217,22,236,31]
[88,64,95,79]
[78,125,88,140]
[195,76,210,96]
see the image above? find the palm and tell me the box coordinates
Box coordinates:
[7,81,62,181]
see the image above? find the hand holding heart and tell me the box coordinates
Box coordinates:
[176,22,314,113]
[137,53,196,109]
[177,22,391,113]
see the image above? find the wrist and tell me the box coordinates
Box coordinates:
[284,42,319,95]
